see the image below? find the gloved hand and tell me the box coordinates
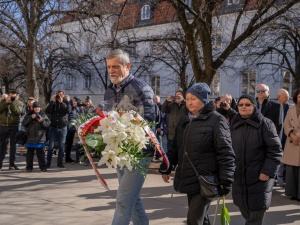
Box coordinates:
[219,185,231,196]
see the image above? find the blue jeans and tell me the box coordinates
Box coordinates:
[112,157,151,225]
[47,126,67,165]
[0,125,18,168]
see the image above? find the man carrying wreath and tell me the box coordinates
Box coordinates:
[104,49,155,225]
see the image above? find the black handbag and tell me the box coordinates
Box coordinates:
[185,152,219,198]
[15,130,27,145]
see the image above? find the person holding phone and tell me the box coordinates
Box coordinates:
[22,102,50,172]
[162,89,187,152]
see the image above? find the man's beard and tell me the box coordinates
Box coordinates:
[110,74,125,85]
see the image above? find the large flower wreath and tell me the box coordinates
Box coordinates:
[73,109,169,190]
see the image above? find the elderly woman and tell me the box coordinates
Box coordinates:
[282,88,300,201]
[159,83,235,225]
[230,94,282,225]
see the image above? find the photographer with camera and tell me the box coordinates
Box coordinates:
[45,90,70,168]
[22,102,50,172]
[0,89,24,171]
[216,93,237,123]
[162,89,187,152]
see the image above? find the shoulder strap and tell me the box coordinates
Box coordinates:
[185,152,200,178]
[185,152,213,175]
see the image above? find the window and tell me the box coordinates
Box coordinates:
[210,72,220,96]
[212,27,222,49]
[185,0,192,7]
[151,42,164,55]
[66,74,74,90]
[241,71,256,95]
[151,75,160,96]
[228,0,240,5]
[84,75,91,89]
[282,70,296,95]
[141,5,150,20]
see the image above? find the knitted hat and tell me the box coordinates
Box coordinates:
[237,94,257,107]
[175,88,184,96]
[186,83,211,104]
[32,102,40,108]
[28,97,35,101]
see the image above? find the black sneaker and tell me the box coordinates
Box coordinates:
[9,165,20,170]
[41,168,47,172]
[26,169,32,172]
[57,163,65,168]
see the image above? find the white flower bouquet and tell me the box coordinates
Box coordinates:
[73,109,169,189]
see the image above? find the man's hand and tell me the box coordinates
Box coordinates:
[162,174,170,183]
[167,96,174,102]
[259,173,269,181]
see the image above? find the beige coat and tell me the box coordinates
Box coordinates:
[283,104,300,166]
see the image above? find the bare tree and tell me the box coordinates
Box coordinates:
[163,0,300,85]
[254,14,300,88]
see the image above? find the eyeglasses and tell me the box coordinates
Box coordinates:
[256,90,267,93]
[238,103,253,107]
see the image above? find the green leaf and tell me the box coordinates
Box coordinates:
[221,196,230,225]
[85,133,103,147]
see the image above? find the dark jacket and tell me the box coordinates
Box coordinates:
[104,74,155,123]
[104,74,155,156]
[22,110,51,144]
[257,97,283,139]
[230,108,282,211]
[0,99,24,126]
[161,99,187,140]
[159,101,235,195]
[45,100,70,128]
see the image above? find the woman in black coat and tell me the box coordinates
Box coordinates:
[22,102,50,172]
[159,83,235,225]
[230,94,282,225]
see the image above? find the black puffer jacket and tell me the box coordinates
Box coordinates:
[22,110,51,144]
[159,101,235,195]
[45,100,70,128]
[230,108,282,211]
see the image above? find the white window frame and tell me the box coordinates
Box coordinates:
[66,74,74,90]
[151,75,160,96]
[141,5,150,20]
[228,0,240,5]
[84,75,92,89]
[212,27,222,49]
[210,72,220,97]
[241,71,256,95]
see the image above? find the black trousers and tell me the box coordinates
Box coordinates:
[187,193,211,225]
[239,207,266,225]
[65,128,76,160]
[0,125,18,168]
[26,147,47,170]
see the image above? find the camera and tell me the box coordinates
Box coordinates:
[220,102,226,108]
[55,95,61,100]
[35,113,41,120]
[10,96,16,102]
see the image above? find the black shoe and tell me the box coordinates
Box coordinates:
[26,169,32,172]
[291,196,298,200]
[41,168,47,172]
[57,163,65,168]
[65,158,74,163]
[9,165,20,170]
[46,163,51,168]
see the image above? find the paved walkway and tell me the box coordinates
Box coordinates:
[0,154,299,225]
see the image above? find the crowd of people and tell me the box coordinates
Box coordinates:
[0,49,299,225]
[0,90,97,172]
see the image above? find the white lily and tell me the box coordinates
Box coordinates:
[98,150,119,168]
